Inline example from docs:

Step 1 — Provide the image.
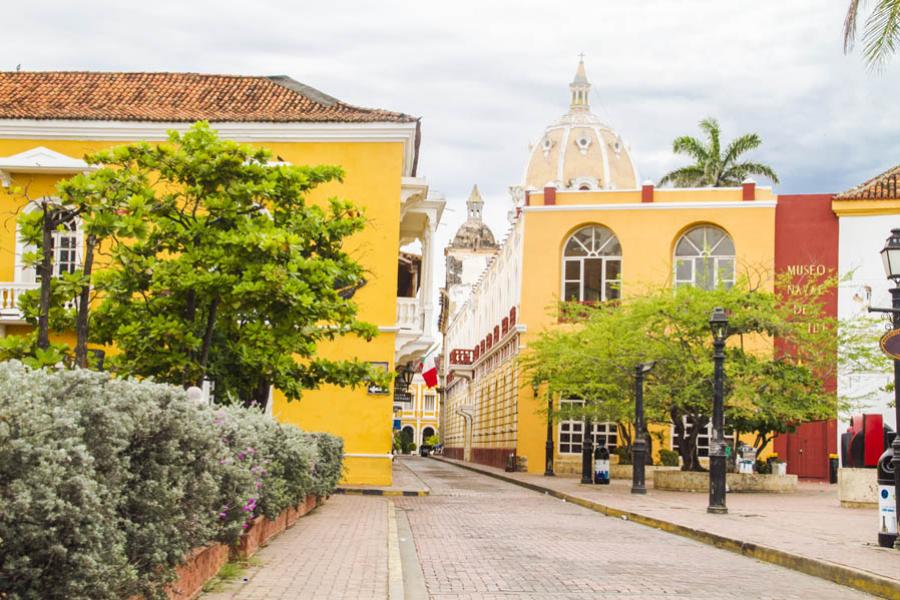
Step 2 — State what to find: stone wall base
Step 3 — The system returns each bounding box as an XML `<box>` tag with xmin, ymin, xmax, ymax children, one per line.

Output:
<box><xmin>653</xmin><ymin>470</ymin><xmax>798</xmax><ymax>493</ymax></box>
<box><xmin>837</xmin><ymin>468</ymin><xmax>878</xmax><ymax>509</ymax></box>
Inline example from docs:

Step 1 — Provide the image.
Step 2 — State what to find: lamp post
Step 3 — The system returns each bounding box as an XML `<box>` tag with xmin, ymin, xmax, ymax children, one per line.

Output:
<box><xmin>872</xmin><ymin>228</ymin><xmax>900</xmax><ymax>549</ymax></box>
<box><xmin>581</xmin><ymin>414</ymin><xmax>594</xmax><ymax>484</ymax></box>
<box><xmin>632</xmin><ymin>361</ymin><xmax>656</xmax><ymax>494</ymax></box>
<box><xmin>539</xmin><ymin>383</ymin><xmax>555</xmax><ymax>476</ymax></box>
<box><xmin>708</xmin><ymin>307</ymin><xmax>729</xmax><ymax>514</ymax></box>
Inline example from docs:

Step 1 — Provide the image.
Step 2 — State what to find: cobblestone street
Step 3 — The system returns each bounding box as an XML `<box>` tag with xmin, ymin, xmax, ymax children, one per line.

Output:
<box><xmin>394</xmin><ymin>458</ymin><xmax>875</xmax><ymax>600</ymax></box>
<box><xmin>207</xmin><ymin>457</ymin><xmax>881</xmax><ymax>599</ymax></box>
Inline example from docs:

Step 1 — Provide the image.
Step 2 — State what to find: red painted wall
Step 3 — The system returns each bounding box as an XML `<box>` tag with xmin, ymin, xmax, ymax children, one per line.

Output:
<box><xmin>772</xmin><ymin>195</ymin><xmax>839</xmax><ymax>478</ymax></box>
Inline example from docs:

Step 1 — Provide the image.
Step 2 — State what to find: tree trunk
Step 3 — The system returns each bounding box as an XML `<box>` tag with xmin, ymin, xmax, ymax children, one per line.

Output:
<box><xmin>245</xmin><ymin>377</ymin><xmax>270</xmax><ymax>410</ymax></box>
<box><xmin>36</xmin><ymin>205</ymin><xmax>56</xmax><ymax>350</ymax></box>
<box><xmin>198</xmin><ymin>297</ymin><xmax>219</xmax><ymax>376</ymax></box>
<box><xmin>74</xmin><ymin>234</ymin><xmax>96</xmax><ymax>368</ymax></box>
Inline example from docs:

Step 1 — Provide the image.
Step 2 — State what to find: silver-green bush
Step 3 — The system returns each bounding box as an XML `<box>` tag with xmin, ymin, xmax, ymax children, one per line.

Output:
<box><xmin>0</xmin><ymin>362</ymin><xmax>342</xmax><ymax>600</ymax></box>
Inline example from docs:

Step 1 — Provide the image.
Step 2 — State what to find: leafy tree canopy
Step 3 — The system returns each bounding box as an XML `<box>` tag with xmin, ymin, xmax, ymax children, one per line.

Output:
<box><xmin>4</xmin><ymin>122</ymin><xmax>388</xmax><ymax>406</ymax></box>
<box><xmin>521</xmin><ymin>273</ymin><xmax>884</xmax><ymax>470</ymax></box>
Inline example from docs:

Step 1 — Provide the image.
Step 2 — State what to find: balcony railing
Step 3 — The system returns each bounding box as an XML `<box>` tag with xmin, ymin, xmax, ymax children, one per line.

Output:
<box><xmin>449</xmin><ymin>348</ymin><xmax>474</xmax><ymax>365</ymax></box>
<box><xmin>0</xmin><ymin>282</ymin><xmax>77</xmax><ymax>319</ymax></box>
<box><xmin>397</xmin><ymin>296</ymin><xmax>423</xmax><ymax>331</ymax></box>
<box><xmin>0</xmin><ymin>283</ymin><xmax>37</xmax><ymax>317</ymax></box>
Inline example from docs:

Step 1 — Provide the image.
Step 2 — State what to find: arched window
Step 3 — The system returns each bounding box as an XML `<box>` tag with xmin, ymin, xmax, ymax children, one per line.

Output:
<box><xmin>674</xmin><ymin>226</ymin><xmax>735</xmax><ymax>290</ymax></box>
<box><xmin>562</xmin><ymin>225</ymin><xmax>621</xmax><ymax>302</ymax></box>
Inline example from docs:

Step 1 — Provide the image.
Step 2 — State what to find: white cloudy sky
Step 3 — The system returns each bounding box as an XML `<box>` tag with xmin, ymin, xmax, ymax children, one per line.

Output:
<box><xmin>6</xmin><ymin>0</ymin><xmax>899</xmax><ymax>260</ymax></box>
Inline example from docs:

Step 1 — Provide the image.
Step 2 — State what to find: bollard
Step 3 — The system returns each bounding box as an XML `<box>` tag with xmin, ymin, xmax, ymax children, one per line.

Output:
<box><xmin>505</xmin><ymin>453</ymin><xmax>516</xmax><ymax>473</ymax></box>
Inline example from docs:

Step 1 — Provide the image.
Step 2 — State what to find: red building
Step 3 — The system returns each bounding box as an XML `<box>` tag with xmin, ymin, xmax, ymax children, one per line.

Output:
<box><xmin>772</xmin><ymin>194</ymin><xmax>839</xmax><ymax>479</ymax></box>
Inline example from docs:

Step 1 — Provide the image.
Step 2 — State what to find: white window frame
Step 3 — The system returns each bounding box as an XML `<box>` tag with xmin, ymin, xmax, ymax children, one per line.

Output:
<box><xmin>673</xmin><ymin>226</ymin><xmax>735</xmax><ymax>290</ymax></box>
<box><xmin>15</xmin><ymin>199</ymin><xmax>83</xmax><ymax>283</ymax></box>
<box><xmin>670</xmin><ymin>418</ymin><xmax>734</xmax><ymax>458</ymax></box>
<box><xmin>561</xmin><ymin>225</ymin><xmax>622</xmax><ymax>303</ymax></box>
<box><xmin>423</xmin><ymin>393</ymin><xmax>436</xmax><ymax>413</ymax></box>
<box><xmin>557</xmin><ymin>398</ymin><xmax>618</xmax><ymax>454</ymax></box>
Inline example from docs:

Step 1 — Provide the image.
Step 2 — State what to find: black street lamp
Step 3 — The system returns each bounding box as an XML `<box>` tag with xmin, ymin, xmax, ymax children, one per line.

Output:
<box><xmin>874</xmin><ymin>228</ymin><xmax>900</xmax><ymax>549</ymax></box>
<box><xmin>581</xmin><ymin>413</ymin><xmax>594</xmax><ymax>484</ymax></box>
<box><xmin>396</xmin><ymin>362</ymin><xmax>415</xmax><ymax>392</ymax></box>
<box><xmin>539</xmin><ymin>383</ymin><xmax>555</xmax><ymax>476</ymax></box>
<box><xmin>632</xmin><ymin>361</ymin><xmax>656</xmax><ymax>494</ymax></box>
<box><xmin>708</xmin><ymin>307</ymin><xmax>729</xmax><ymax>514</ymax></box>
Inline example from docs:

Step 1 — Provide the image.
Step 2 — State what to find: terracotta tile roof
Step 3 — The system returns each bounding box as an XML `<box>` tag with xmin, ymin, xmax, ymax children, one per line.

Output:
<box><xmin>0</xmin><ymin>72</ymin><xmax>416</xmax><ymax>124</ymax></box>
<box><xmin>836</xmin><ymin>163</ymin><xmax>900</xmax><ymax>200</ymax></box>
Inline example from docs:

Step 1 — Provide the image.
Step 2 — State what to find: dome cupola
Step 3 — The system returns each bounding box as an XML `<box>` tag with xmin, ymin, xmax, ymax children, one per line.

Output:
<box><xmin>450</xmin><ymin>185</ymin><xmax>496</xmax><ymax>250</ymax></box>
<box><xmin>524</xmin><ymin>58</ymin><xmax>640</xmax><ymax>192</ymax></box>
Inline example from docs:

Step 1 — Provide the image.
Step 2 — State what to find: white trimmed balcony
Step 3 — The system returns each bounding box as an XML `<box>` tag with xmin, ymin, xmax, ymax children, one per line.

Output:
<box><xmin>0</xmin><ymin>282</ymin><xmax>36</xmax><ymax>322</ymax></box>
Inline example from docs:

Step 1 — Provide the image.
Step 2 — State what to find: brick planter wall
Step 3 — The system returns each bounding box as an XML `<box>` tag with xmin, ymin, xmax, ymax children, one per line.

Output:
<box><xmin>165</xmin><ymin>495</ymin><xmax>326</xmax><ymax>599</ymax></box>
<box><xmin>166</xmin><ymin>543</ymin><xmax>230</xmax><ymax>600</ymax></box>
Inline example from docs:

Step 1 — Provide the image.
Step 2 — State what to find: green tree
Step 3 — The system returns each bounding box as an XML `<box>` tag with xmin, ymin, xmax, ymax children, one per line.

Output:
<box><xmin>81</xmin><ymin>122</ymin><xmax>382</xmax><ymax>406</ymax></box>
<box><xmin>844</xmin><ymin>0</ymin><xmax>900</xmax><ymax>68</ymax></box>
<box><xmin>658</xmin><ymin>117</ymin><xmax>779</xmax><ymax>188</ymax></box>
<box><xmin>521</xmin><ymin>274</ymin><xmax>873</xmax><ymax>471</ymax></box>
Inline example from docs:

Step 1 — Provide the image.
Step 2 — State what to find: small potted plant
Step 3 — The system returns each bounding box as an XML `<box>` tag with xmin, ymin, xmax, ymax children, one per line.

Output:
<box><xmin>767</xmin><ymin>453</ymin><xmax>787</xmax><ymax>476</ymax></box>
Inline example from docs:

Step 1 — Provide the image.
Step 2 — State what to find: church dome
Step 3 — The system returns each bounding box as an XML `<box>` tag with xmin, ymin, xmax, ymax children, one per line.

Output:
<box><xmin>524</xmin><ymin>59</ymin><xmax>640</xmax><ymax>192</ymax></box>
<box><xmin>450</xmin><ymin>185</ymin><xmax>496</xmax><ymax>249</ymax></box>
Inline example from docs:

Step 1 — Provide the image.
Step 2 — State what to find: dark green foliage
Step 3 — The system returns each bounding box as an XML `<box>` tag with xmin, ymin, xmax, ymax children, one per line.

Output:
<box><xmin>0</xmin><ymin>362</ymin><xmax>343</xmax><ymax>600</ymax></box>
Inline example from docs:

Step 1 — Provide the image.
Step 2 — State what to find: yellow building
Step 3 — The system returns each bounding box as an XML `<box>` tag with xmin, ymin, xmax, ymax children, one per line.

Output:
<box><xmin>0</xmin><ymin>71</ymin><xmax>444</xmax><ymax>485</ymax></box>
<box><xmin>397</xmin><ymin>376</ymin><xmax>441</xmax><ymax>449</ymax></box>
<box><xmin>440</xmin><ymin>60</ymin><xmax>776</xmax><ymax>473</ymax></box>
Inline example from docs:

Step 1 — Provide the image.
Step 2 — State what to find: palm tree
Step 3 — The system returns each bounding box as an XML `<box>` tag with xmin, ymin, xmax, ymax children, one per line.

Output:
<box><xmin>658</xmin><ymin>117</ymin><xmax>779</xmax><ymax>188</ymax></box>
<box><xmin>844</xmin><ymin>0</ymin><xmax>900</xmax><ymax>68</ymax></box>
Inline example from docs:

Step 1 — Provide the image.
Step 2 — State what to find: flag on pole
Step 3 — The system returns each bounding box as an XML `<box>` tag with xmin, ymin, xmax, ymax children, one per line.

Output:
<box><xmin>421</xmin><ymin>351</ymin><xmax>438</xmax><ymax>388</ymax></box>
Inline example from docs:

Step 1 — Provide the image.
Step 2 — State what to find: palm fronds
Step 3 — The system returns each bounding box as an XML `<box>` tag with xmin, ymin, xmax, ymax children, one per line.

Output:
<box><xmin>658</xmin><ymin>117</ymin><xmax>778</xmax><ymax>188</ymax></box>
<box><xmin>844</xmin><ymin>0</ymin><xmax>900</xmax><ymax>68</ymax></box>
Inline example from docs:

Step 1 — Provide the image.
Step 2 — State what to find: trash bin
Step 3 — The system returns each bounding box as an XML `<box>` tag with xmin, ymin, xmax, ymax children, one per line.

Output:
<box><xmin>737</xmin><ymin>445</ymin><xmax>756</xmax><ymax>474</ymax></box>
<box><xmin>593</xmin><ymin>444</ymin><xmax>610</xmax><ymax>485</ymax></box>
<box><xmin>828</xmin><ymin>453</ymin><xmax>839</xmax><ymax>484</ymax></box>
<box><xmin>876</xmin><ymin>434</ymin><xmax>897</xmax><ymax>548</ymax></box>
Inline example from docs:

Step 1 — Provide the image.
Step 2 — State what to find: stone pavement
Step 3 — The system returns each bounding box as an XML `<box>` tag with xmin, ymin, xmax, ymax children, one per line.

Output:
<box><xmin>397</xmin><ymin>457</ymin><xmax>876</xmax><ymax>599</ymax></box>
<box><xmin>202</xmin><ymin>494</ymin><xmax>391</xmax><ymax>600</ymax></box>
<box><xmin>433</xmin><ymin>456</ymin><xmax>899</xmax><ymax>594</ymax></box>
<box><xmin>203</xmin><ymin>458</ymin><xmax>885</xmax><ymax>599</ymax></box>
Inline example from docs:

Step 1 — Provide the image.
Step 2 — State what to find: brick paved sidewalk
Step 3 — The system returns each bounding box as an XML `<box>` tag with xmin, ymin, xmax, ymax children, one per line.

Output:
<box><xmin>399</xmin><ymin>457</ymin><xmax>875</xmax><ymax>600</ymax></box>
<box><xmin>434</xmin><ymin>457</ymin><xmax>899</xmax><ymax>591</ymax></box>
<box><xmin>202</xmin><ymin>495</ymin><xmax>391</xmax><ymax>600</ymax></box>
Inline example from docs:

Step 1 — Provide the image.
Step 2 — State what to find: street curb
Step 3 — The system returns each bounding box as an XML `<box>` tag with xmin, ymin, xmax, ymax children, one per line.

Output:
<box><xmin>387</xmin><ymin>501</ymin><xmax>404</xmax><ymax>599</ymax></box>
<box><xmin>432</xmin><ymin>457</ymin><xmax>900</xmax><ymax>600</ymax></box>
<box><xmin>334</xmin><ymin>488</ymin><xmax>428</xmax><ymax>497</ymax></box>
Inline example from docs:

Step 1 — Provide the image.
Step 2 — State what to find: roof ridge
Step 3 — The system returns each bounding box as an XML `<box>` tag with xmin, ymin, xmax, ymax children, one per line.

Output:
<box><xmin>836</xmin><ymin>162</ymin><xmax>900</xmax><ymax>200</ymax></box>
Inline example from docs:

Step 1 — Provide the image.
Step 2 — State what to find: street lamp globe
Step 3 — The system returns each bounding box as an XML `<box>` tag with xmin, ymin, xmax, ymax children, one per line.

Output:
<box><xmin>709</xmin><ymin>307</ymin><xmax>729</xmax><ymax>342</ymax></box>
<box><xmin>880</xmin><ymin>228</ymin><xmax>900</xmax><ymax>285</ymax></box>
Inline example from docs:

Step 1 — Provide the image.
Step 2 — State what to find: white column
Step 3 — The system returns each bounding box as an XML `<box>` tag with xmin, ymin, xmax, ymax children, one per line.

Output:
<box><xmin>421</xmin><ymin>218</ymin><xmax>436</xmax><ymax>335</ymax></box>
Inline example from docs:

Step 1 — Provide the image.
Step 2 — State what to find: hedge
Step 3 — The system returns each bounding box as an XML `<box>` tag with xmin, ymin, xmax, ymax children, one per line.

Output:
<box><xmin>0</xmin><ymin>361</ymin><xmax>343</xmax><ymax>600</ymax></box>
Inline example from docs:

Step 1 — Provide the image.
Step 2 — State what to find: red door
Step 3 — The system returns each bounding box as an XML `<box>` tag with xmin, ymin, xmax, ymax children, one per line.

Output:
<box><xmin>776</xmin><ymin>420</ymin><xmax>831</xmax><ymax>480</ymax></box>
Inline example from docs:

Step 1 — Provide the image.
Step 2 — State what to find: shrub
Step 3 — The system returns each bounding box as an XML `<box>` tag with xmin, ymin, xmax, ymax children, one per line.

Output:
<box><xmin>0</xmin><ymin>362</ymin><xmax>343</xmax><ymax>600</ymax></box>
<box><xmin>614</xmin><ymin>446</ymin><xmax>632</xmax><ymax>465</ymax></box>
<box><xmin>658</xmin><ymin>449</ymin><xmax>680</xmax><ymax>467</ymax></box>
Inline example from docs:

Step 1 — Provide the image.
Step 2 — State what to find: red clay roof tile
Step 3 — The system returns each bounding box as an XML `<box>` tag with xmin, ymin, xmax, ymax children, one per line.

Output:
<box><xmin>0</xmin><ymin>72</ymin><xmax>416</xmax><ymax>124</ymax></box>
<box><xmin>836</xmin><ymin>163</ymin><xmax>900</xmax><ymax>200</ymax></box>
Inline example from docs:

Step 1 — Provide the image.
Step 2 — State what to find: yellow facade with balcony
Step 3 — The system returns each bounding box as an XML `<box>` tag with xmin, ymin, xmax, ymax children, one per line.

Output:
<box><xmin>0</xmin><ymin>71</ymin><xmax>443</xmax><ymax>486</ymax></box>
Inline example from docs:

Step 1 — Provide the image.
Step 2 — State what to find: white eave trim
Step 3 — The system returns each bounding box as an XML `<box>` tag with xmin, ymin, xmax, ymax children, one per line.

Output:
<box><xmin>0</xmin><ymin>119</ymin><xmax>419</xmax><ymax>176</ymax></box>
<box><xmin>524</xmin><ymin>201</ymin><xmax>777</xmax><ymax>212</ymax></box>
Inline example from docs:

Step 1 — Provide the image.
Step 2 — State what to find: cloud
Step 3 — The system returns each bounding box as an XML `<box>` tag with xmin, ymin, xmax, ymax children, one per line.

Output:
<box><xmin>4</xmin><ymin>0</ymin><xmax>899</xmax><ymax>321</ymax></box>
